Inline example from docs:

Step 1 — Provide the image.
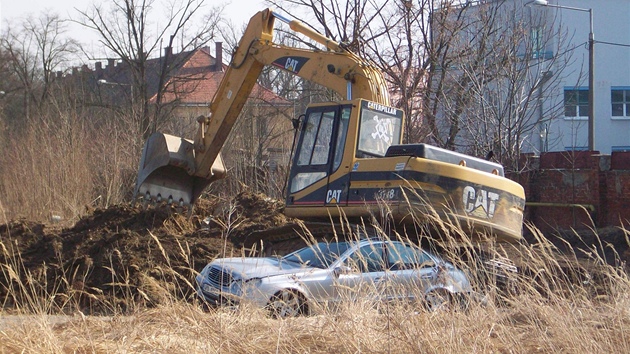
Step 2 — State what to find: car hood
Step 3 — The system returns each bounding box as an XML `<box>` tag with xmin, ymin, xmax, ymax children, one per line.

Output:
<box><xmin>210</xmin><ymin>257</ymin><xmax>317</xmax><ymax>280</ymax></box>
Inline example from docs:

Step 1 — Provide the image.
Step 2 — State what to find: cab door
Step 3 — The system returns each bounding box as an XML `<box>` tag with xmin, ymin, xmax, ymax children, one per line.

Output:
<box><xmin>286</xmin><ymin>104</ymin><xmax>351</xmax><ymax>207</ymax></box>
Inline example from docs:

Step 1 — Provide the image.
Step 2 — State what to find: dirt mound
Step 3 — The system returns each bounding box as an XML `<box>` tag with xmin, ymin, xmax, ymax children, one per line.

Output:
<box><xmin>0</xmin><ymin>191</ymin><xmax>292</xmax><ymax>314</ymax></box>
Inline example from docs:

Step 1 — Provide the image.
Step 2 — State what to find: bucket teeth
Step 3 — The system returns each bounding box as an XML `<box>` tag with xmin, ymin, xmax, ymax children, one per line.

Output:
<box><xmin>137</xmin><ymin>191</ymin><xmax>192</xmax><ymax>213</ymax></box>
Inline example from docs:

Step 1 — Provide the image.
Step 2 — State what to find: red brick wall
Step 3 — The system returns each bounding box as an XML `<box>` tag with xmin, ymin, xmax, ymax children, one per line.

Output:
<box><xmin>602</xmin><ymin>172</ymin><xmax>629</xmax><ymax>225</ymax></box>
<box><xmin>515</xmin><ymin>151</ymin><xmax>630</xmax><ymax>233</ymax></box>
<box><xmin>525</xmin><ymin>169</ymin><xmax>597</xmax><ymax>234</ymax></box>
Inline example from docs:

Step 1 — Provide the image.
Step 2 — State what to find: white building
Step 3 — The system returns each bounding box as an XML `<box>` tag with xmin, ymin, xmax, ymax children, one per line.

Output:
<box><xmin>527</xmin><ymin>0</ymin><xmax>630</xmax><ymax>153</ymax></box>
<box><xmin>430</xmin><ymin>0</ymin><xmax>630</xmax><ymax>155</ymax></box>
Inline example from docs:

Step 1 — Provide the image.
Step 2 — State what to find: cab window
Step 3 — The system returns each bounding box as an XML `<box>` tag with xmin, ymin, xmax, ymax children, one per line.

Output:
<box><xmin>297</xmin><ymin>111</ymin><xmax>335</xmax><ymax>166</ymax></box>
<box><xmin>332</xmin><ymin>107</ymin><xmax>350</xmax><ymax>171</ymax></box>
<box><xmin>357</xmin><ymin>104</ymin><xmax>402</xmax><ymax>157</ymax></box>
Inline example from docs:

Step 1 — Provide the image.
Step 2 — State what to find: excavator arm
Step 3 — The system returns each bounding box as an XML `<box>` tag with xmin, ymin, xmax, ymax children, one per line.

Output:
<box><xmin>135</xmin><ymin>8</ymin><xmax>390</xmax><ymax>205</ymax></box>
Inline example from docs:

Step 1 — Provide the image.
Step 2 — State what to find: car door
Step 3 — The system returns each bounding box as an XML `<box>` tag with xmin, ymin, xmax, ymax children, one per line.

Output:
<box><xmin>385</xmin><ymin>242</ymin><xmax>438</xmax><ymax>302</ymax></box>
<box><xmin>333</xmin><ymin>242</ymin><xmax>388</xmax><ymax>303</ymax></box>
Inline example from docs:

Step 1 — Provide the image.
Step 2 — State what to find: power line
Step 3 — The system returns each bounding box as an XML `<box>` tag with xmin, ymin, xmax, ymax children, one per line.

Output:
<box><xmin>596</xmin><ymin>40</ymin><xmax>630</xmax><ymax>48</ymax></box>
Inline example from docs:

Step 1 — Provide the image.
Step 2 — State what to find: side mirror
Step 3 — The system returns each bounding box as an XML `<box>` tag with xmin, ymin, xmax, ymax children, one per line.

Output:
<box><xmin>333</xmin><ymin>265</ymin><xmax>353</xmax><ymax>277</ymax></box>
<box><xmin>292</xmin><ymin>114</ymin><xmax>305</xmax><ymax>130</ymax></box>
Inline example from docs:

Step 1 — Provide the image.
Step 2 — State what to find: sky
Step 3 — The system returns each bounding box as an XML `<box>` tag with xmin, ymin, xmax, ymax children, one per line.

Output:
<box><xmin>0</xmin><ymin>0</ymin><xmax>267</xmax><ymax>59</ymax></box>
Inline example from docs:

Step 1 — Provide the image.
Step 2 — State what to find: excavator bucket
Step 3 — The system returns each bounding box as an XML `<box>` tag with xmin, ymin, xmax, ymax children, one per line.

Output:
<box><xmin>134</xmin><ymin>133</ymin><xmax>226</xmax><ymax>206</ymax></box>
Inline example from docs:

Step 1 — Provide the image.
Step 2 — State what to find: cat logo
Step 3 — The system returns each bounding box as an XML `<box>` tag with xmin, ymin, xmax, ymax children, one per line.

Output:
<box><xmin>326</xmin><ymin>189</ymin><xmax>342</xmax><ymax>204</ymax></box>
<box><xmin>463</xmin><ymin>186</ymin><xmax>499</xmax><ymax>219</ymax></box>
<box><xmin>285</xmin><ymin>58</ymin><xmax>300</xmax><ymax>73</ymax></box>
<box><xmin>272</xmin><ymin>56</ymin><xmax>308</xmax><ymax>74</ymax></box>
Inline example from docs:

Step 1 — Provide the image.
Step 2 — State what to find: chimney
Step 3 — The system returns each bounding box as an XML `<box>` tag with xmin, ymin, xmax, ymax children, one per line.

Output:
<box><xmin>165</xmin><ymin>35</ymin><xmax>175</xmax><ymax>59</ymax></box>
<box><xmin>215</xmin><ymin>42</ymin><xmax>223</xmax><ymax>71</ymax></box>
<box><xmin>164</xmin><ymin>46</ymin><xmax>173</xmax><ymax>58</ymax></box>
<box><xmin>107</xmin><ymin>59</ymin><xmax>115</xmax><ymax>73</ymax></box>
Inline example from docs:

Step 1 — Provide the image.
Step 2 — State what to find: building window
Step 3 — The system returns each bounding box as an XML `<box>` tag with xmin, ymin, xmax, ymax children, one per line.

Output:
<box><xmin>531</xmin><ymin>27</ymin><xmax>543</xmax><ymax>58</ymax></box>
<box><xmin>611</xmin><ymin>88</ymin><xmax>630</xmax><ymax>117</ymax></box>
<box><xmin>526</xmin><ymin>26</ymin><xmax>553</xmax><ymax>59</ymax></box>
<box><xmin>564</xmin><ymin>88</ymin><xmax>589</xmax><ymax>119</ymax></box>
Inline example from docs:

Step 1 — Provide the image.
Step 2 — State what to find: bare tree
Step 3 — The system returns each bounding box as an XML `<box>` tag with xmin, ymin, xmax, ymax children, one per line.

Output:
<box><xmin>77</xmin><ymin>0</ymin><xmax>222</xmax><ymax>140</ymax></box>
<box><xmin>26</xmin><ymin>14</ymin><xmax>79</xmax><ymax>103</ymax></box>
<box><xmin>0</xmin><ymin>13</ymin><xmax>78</xmax><ymax>123</ymax></box>
<box><xmin>426</xmin><ymin>0</ymin><xmax>573</xmax><ymax>170</ymax></box>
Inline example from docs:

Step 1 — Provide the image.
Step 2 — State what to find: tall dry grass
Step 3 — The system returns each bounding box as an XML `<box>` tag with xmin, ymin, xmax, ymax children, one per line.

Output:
<box><xmin>0</xmin><ymin>95</ymin><xmax>141</xmax><ymax>224</ymax></box>
<box><xmin>1</xmin><ymin>209</ymin><xmax>629</xmax><ymax>353</ymax></box>
<box><xmin>1</xmin><ymin>272</ymin><xmax>628</xmax><ymax>353</ymax></box>
<box><xmin>0</xmin><ymin>112</ymin><xmax>94</xmax><ymax>222</ymax></box>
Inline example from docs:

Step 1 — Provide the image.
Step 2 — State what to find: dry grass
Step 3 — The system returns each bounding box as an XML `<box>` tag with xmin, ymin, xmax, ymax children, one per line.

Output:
<box><xmin>0</xmin><ymin>104</ymin><xmax>140</xmax><ymax>224</ymax></box>
<box><xmin>1</xmin><ymin>289</ymin><xmax>629</xmax><ymax>353</ymax></box>
<box><xmin>1</xmin><ymin>219</ymin><xmax>630</xmax><ymax>353</ymax></box>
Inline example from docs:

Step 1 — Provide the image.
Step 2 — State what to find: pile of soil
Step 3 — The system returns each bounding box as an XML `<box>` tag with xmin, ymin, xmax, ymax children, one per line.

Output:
<box><xmin>0</xmin><ymin>191</ymin><xmax>292</xmax><ymax>313</ymax></box>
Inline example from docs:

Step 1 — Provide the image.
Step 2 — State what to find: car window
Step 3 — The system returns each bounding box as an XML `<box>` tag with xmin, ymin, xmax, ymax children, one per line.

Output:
<box><xmin>386</xmin><ymin>242</ymin><xmax>435</xmax><ymax>270</ymax></box>
<box><xmin>345</xmin><ymin>243</ymin><xmax>385</xmax><ymax>273</ymax></box>
<box><xmin>283</xmin><ymin>242</ymin><xmax>351</xmax><ymax>269</ymax></box>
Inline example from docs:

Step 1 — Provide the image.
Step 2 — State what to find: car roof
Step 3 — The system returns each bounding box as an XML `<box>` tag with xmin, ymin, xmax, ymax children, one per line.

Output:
<box><xmin>340</xmin><ymin>238</ymin><xmax>418</xmax><ymax>249</ymax></box>
<box><xmin>312</xmin><ymin>238</ymin><xmax>428</xmax><ymax>252</ymax></box>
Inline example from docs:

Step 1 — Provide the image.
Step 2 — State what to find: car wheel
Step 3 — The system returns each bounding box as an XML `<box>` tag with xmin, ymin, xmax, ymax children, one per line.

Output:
<box><xmin>424</xmin><ymin>290</ymin><xmax>453</xmax><ymax>312</ymax></box>
<box><xmin>268</xmin><ymin>289</ymin><xmax>307</xmax><ymax>318</ymax></box>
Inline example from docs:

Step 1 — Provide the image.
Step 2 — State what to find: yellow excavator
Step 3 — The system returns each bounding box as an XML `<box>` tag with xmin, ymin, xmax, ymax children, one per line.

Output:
<box><xmin>135</xmin><ymin>9</ymin><xmax>525</xmax><ymax>249</ymax></box>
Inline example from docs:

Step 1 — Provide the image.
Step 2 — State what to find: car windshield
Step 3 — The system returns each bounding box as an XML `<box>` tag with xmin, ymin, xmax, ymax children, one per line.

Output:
<box><xmin>282</xmin><ymin>242</ymin><xmax>352</xmax><ymax>269</ymax></box>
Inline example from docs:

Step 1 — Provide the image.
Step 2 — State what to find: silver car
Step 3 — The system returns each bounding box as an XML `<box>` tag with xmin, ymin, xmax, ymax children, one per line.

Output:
<box><xmin>195</xmin><ymin>239</ymin><xmax>473</xmax><ymax>317</ymax></box>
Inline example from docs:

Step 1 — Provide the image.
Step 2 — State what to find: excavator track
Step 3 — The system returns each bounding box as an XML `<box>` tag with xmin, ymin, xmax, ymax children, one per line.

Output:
<box><xmin>242</xmin><ymin>221</ymin><xmax>375</xmax><ymax>257</ymax></box>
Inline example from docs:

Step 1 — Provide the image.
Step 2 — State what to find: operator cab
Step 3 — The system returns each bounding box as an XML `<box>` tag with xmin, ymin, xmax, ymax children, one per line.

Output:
<box><xmin>285</xmin><ymin>99</ymin><xmax>403</xmax><ymax>208</ymax></box>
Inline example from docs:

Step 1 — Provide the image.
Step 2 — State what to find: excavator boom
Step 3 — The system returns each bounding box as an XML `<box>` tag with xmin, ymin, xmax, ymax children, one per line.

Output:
<box><xmin>135</xmin><ymin>9</ymin><xmax>389</xmax><ymax>204</ymax></box>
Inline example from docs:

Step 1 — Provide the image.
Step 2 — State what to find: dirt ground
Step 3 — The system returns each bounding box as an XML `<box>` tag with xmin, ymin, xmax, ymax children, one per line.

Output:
<box><xmin>0</xmin><ymin>191</ymin><xmax>293</xmax><ymax>313</ymax></box>
<box><xmin>1</xmin><ymin>190</ymin><xmax>629</xmax><ymax>314</ymax></box>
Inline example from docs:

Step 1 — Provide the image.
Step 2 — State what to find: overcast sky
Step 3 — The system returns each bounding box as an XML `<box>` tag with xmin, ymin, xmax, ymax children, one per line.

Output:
<box><xmin>0</xmin><ymin>0</ymin><xmax>265</xmax><ymax>26</ymax></box>
<box><xmin>0</xmin><ymin>0</ymin><xmax>266</xmax><ymax>59</ymax></box>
